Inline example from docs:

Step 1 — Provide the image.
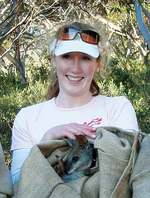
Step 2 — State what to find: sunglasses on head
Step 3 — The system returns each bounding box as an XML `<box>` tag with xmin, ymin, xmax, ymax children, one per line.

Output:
<box><xmin>57</xmin><ymin>26</ymin><xmax>100</xmax><ymax>45</ymax></box>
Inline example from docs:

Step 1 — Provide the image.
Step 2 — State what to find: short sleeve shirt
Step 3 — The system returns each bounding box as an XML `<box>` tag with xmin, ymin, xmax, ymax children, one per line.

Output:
<box><xmin>11</xmin><ymin>95</ymin><xmax>139</xmax><ymax>150</ymax></box>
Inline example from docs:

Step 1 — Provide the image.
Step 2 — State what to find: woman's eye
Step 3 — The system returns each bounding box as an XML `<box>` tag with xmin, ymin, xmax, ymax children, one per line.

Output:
<box><xmin>61</xmin><ymin>54</ymin><xmax>71</xmax><ymax>59</ymax></box>
<box><xmin>82</xmin><ymin>55</ymin><xmax>92</xmax><ymax>61</ymax></box>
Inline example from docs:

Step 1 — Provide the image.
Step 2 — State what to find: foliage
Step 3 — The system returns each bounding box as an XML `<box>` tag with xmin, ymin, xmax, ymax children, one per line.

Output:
<box><xmin>100</xmin><ymin>57</ymin><xmax>150</xmax><ymax>133</ymax></box>
<box><xmin>0</xmin><ymin>66</ymin><xmax>50</xmax><ymax>156</ymax></box>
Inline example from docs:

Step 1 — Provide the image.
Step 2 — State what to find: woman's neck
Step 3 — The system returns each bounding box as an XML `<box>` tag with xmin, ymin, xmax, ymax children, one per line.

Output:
<box><xmin>55</xmin><ymin>92</ymin><xmax>93</xmax><ymax>108</ymax></box>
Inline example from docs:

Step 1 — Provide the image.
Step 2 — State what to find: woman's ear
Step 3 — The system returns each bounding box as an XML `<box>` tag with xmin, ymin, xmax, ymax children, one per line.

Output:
<box><xmin>52</xmin><ymin>55</ymin><xmax>56</xmax><ymax>66</ymax></box>
<box><xmin>96</xmin><ymin>59</ymin><xmax>102</xmax><ymax>73</ymax></box>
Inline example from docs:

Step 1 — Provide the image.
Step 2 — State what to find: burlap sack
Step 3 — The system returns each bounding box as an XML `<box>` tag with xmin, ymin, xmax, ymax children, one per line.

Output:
<box><xmin>81</xmin><ymin>171</ymin><xmax>99</xmax><ymax>198</ymax></box>
<box><xmin>94</xmin><ymin>127</ymin><xmax>139</xmax><ymax>198</ymax></box>
<box><xmin>13</xmin><ymin>141</ymin><xmax>81</xmax><ymax>198</ymax></box>
<box><xmin>13</xmin><ymin>127</ymin><xmax>139</xmax><ymax>198</ymax></box>
<box><xmin>0</xmin><ymin>143</ymin><xmax>13</xmax><ymax>198</ymax></box>
<box><xmin>130</xmin><ymin>134</ymin><xmax>150</xmax><ymax>198</ymax></box>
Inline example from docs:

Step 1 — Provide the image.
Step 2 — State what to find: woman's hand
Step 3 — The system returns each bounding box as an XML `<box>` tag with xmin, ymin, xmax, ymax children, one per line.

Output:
<box><xmin>40</xmin><ymin>123</ymin><xmax>96</xmax><ymax>142</ymax></box>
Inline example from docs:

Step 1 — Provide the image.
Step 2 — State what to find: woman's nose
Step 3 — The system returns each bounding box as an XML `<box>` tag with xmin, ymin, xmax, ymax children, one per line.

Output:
<box><xmin>71</xmin><ymin>57</ymin><xmax>82</xmax><ymax>72</ymax></box>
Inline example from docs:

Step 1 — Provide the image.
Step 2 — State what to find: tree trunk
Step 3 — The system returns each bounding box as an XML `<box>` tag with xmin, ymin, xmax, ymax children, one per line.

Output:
<box><xmin>13</xmin><ymin>0</ymin><xmax>26</xmax><ymax>84</ymax></box>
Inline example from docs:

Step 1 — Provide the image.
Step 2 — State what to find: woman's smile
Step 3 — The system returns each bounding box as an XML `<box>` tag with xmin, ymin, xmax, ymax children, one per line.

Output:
<box><xmin>65</xmin><ymin>74</ymin><xmax>85</xmax><ymax>83</ymax></box>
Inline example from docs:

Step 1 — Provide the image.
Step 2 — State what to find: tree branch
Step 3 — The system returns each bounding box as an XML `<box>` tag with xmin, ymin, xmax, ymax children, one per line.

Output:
<box><xmin>0</xmin><ymin>9</ymin><xmax>32</xmax><ymax>42</ymax></box>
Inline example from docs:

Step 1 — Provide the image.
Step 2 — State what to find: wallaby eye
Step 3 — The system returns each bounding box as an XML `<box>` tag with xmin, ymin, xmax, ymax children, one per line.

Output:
<box><xmin>72</xmin><ymin>156</ymin><xmax>79</xmax><ymax>163</ymax></box>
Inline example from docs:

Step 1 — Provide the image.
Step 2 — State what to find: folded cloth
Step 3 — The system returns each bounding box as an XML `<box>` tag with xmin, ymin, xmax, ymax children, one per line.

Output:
<box><xmin>0</xmin><ymin>143</ymin><xmax>13</xmax><ymax>198</ymax></box>
<box><xmin>94</xmin><ymin>127</ymin><xmax>139</xmax><ymax>198</ymax></box>
<box><xmin>13</xmin><ymin>142</ymin><xmax>81</xmax><ymax>198</ymax></box>
<box><xmin>81</xmin><ymin>171</ymin><xmax>99</xmax><ymax>198</ymax></box>
<box><xmin>130</xmin><ymin>134</ymin><xmax>150</xmax><ymax>198</ymax></box>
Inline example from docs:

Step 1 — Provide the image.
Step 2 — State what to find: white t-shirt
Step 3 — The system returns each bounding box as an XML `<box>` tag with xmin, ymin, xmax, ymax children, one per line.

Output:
<box><xmin>11</xmin><ymin>95</ymin><xmax>139</xmax><ymax>151</ymax></box>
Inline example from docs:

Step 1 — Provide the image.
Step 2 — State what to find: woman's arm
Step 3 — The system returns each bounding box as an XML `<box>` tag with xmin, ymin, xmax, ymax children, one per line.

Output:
<box><xmin>11</xmin><ymin>148</ymin><xmax>31</xmax><ymax>184</ymax></box>
<box><xmin>11</xmin><ymin>108</ymin><xmax>34</xmax><ymax>184</ymax></box>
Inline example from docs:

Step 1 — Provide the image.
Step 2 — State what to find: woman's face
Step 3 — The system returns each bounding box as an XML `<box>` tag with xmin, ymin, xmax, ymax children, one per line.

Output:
<box><xmin>54</xmin><ymin>52</ymin><xmax>99</xmax><ymax>98</ymax></box>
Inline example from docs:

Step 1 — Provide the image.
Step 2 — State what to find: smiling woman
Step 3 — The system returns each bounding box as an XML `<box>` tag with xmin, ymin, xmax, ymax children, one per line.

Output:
<box><xmin>48</xmin><ymin>22</ymin><xmax>102</xmax><ymax>101</ymax></box>
<box><xmin>10</xmin><ymin>21</ymin><xmax>139</xmax><ymax>185</ymax></box>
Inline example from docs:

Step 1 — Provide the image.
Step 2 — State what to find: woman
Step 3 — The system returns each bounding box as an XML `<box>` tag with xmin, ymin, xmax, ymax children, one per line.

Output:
<box><xmin>10</xmin><ymin>21</ymin><xmax>139</xmax><ymax>184</ymax></box>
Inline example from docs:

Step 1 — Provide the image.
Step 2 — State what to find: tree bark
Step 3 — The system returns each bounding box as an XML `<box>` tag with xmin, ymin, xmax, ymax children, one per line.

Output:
<box><xmin>13</xmin><ymin>0</ymin><xmax>26</xmax><ymax>84</ymax></box>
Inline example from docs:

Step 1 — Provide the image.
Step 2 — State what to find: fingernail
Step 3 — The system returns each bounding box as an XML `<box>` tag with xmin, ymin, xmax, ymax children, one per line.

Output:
<box><xmin>92</xmin><ymin>127</ymin><xmax>96</xmax><ymax>131</ymax></box>
<box><xmin>91</xmin><ymin>134</ymin><xmax>96</xmax><ymax>138</ymax></box>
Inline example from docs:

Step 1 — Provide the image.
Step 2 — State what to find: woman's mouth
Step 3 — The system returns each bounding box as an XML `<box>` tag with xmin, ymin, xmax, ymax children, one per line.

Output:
<box><xmin>65</xmin><ymin>75</ymin><xmax>84</xmax><ymax>82</ymax></box>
